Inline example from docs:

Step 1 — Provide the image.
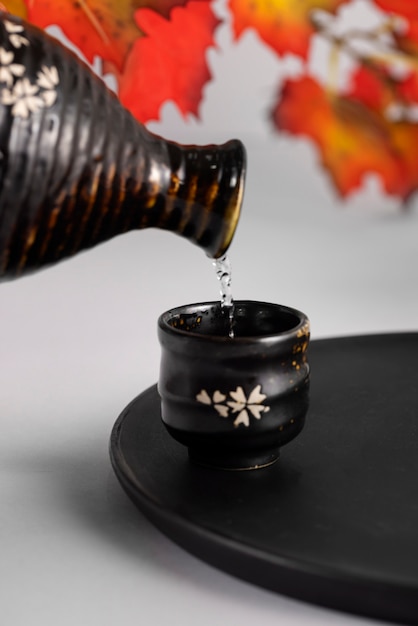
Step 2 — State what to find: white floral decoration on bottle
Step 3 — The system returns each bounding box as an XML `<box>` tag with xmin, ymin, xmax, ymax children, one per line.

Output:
<box><xmin>196</xmin><ymin>384</ymin><xmax>270</xmax><ymax>428</ymax></box>
<box><xmin>0</xmin><ymin>47</ymin><xmax>24</xmax><ymax>85</ymax></box>
<box><xmin>36</xmin><ymin>65</ymin><xmax>59</xmax><ymax>106</ymax></box>
<box><xmin>1</xmin><ymin>76</ymin><xmax>44</xmax><ymax>118</ymax></box>
<box><xmin>0</xmin><ymin>18</ymin><xmax>59</xmax><ymax>118</ymax></box>
<box><xmin>4</xmin><ymin>20</ymin><xmax>29</xmax><ymax>48</ymax></box>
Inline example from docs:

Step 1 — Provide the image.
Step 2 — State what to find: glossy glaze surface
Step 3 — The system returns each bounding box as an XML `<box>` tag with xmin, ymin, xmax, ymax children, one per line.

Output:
<box><xmin>0</xmin><ymin>12</ymin><xmax>245</xmax><ymax>278</ymax></box>
<box><xmin>158</xmin><ymin>301</ymin><xmax>310</xmax><ymax>469</ymax></box>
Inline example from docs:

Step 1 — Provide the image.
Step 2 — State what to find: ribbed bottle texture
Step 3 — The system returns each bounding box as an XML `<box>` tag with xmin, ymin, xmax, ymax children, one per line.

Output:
<box><xmin>0</xmin><ymin>13</ymin><xmax>245</xmax><ymax>279</ymax></box>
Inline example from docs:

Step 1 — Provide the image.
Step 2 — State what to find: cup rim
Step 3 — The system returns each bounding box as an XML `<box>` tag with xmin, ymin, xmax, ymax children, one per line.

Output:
<box><xmin>158</xmin><ymin>300</ymin><xmax>309</xmax><ymax>344</ymax></box>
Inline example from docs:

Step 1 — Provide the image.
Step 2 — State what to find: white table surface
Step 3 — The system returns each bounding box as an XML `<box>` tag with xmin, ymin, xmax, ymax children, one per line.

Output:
<box><xmin>1</xmin><ymin>128</ymin><xmax>416</xmax><ymax>626</ymax></box>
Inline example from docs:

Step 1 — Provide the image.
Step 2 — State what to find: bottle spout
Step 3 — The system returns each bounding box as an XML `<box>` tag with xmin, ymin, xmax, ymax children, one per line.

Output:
<box><xmin>162</xmin><ymin>138</ymin><xmax>246</xmax><ymax>259</ymax></box>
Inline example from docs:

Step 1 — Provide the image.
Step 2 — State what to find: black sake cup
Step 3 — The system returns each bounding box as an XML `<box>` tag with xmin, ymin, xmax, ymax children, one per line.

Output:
<box><xmin>158</xmin><ymin>301</ymin><xmax>310</xmax><ymax>470</ymax></box>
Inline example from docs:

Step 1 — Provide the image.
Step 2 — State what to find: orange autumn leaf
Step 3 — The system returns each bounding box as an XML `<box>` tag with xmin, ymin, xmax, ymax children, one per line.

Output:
<box><xmin>22</xmin><ymin>0</ymin><xmax>189</xmax><ymax>71</ymax></box>
<box><xmin>272</xmin><ymin>75</ymin><xmax>418</xmax><ymax>200</ymax></box>
<box><xmin>1</xmin><ymin>0</ymin><xmax>26</xmax><ymax>17</ymax></box>
<box><xmin>229</xmin><ymin>0</ymin><xmax>350</xmax><ymax>60</ymax></box>
<box><xmin>118</xmin><ymin>1</ymin><xmax>220</xmax><ymax>122</ymax></box>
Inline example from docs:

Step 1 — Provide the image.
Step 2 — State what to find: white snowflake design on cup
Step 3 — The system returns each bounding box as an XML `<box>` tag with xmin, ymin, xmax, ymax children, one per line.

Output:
<box><xmin>196</xmin><ymin>384</ymin><xmax>270</xmax><ymax>428</ymax></box>
<box><xmin>0</xmin><ymin>18</ymin><xmax>59</xmax><ymax>118</ymax></box>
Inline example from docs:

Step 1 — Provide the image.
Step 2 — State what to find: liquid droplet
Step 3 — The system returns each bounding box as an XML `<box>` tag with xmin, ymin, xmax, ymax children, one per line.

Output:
<box><xmin>213</xmin><ymin>253</ymin><xmax>234</xmax><ymax>338</ymax></box>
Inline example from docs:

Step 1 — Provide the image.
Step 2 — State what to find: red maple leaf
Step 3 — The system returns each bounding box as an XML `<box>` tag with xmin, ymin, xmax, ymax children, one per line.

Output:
<box><xmin>23</xmin><ymin>0</ymin><xmax>141</xmax><ymax>71</ymax></box>
<box><xmin>118</xmin><ymin>1</ymin><xmax>220</xmax><ymax>122</ymax></box>
<box><xmin>19</xmin><ymin>0</ymin><xmax>190</xmax><ymax>71</ymax></box>
<box><xmin>6</xmin><ymin>0</ymin><xmax>218</xmax><ymax>122</ymax></box>
<box><xmin>272</xmin><ymin>74</ymin><xmax>418</xmax><ymax>201</ymax></box>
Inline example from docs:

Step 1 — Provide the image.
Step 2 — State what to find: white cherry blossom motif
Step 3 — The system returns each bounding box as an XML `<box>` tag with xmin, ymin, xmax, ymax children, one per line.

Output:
<box><xmin>227</xmin><ymin>385</ymin><xmax>270</xmax><ymax>427</ymax></box>
<box><xmin>0</xmin><ymin>47</ymin><xmax>24</xmax><ymax>86</ymax></box>
<box><xmin>37</xmin><ymin>65</ymin><xmax>59</xmax><ymax>89</ymax></box>
<box><xmin>196</xmin><ymin>389</ymin><xmax>211</xmax><ymax>405</ymax></box>
<box><xmin>0</xmin><ymin>19</ymin><xmax>60</xmax><ymax>118</ymax></box>
<box><xmin>4</xmin><ymin>20</ymin><xmax>29</xmax><ymax>48</ymax></box>
<box><xmin>37</xmin><ymin>65</ymin><xmax>59</xmax><ymax>106</ymax></box>
<box><xmin>196</xmin><ymin>389</ymin><xmax>228</xmax><ymax>417</ymax></box>
<box><xmin>1</xmin><ymin>78</ymin><xmax>44</xmax><ymax>118</ymax></box>
<box><xmin>196</xmin><ymin>384</ymin><xmax>270</xmax><ymax>428</ymax></box>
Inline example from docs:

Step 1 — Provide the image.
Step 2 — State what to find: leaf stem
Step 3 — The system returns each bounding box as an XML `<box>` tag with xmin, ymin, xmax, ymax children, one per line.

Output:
<box><xmin>77</xmin><ymin>0</ymin><xmax>110</xmax><ymax>46</ymax></box>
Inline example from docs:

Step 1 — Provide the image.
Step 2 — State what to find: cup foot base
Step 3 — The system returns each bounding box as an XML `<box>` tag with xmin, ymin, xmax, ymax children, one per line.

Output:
<box><xmin>188</xmin><ymin>447</ymin><xmax>280</xmax><ymax>471</ymax></box>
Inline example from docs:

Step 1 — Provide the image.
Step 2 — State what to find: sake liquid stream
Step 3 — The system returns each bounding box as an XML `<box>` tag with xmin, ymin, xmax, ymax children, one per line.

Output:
<box><xmin>213</xmin><ymin>253</ymin><xmax>235</xmax><ymax>338</ymax></box>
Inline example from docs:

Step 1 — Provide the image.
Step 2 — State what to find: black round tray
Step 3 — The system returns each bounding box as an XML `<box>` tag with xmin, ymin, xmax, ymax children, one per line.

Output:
<box><xmin>110</xmin><ymin>334</ymin><xmax>418</xmax><ymax>625</ymax></box>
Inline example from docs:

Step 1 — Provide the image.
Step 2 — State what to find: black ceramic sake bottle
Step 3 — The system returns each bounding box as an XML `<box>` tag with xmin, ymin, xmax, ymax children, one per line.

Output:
<box><xmin>0</xmin><ymin>12</ymin><xmax>246</xmax><ymax>279</ymax></box>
